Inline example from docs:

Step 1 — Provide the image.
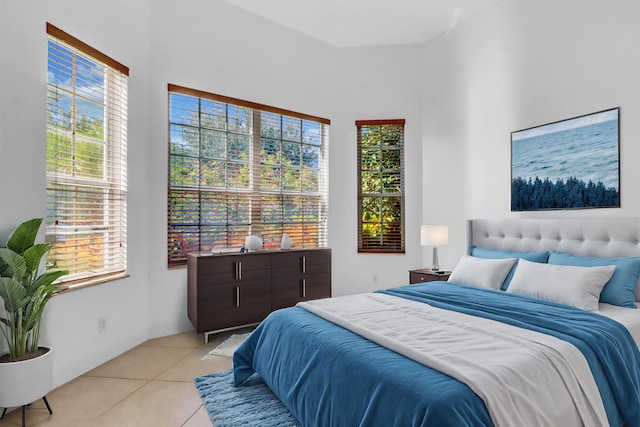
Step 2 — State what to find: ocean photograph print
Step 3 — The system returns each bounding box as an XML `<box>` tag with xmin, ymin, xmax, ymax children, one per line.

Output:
<box><xmin>511</xmin><ymin>107</ymin><xmax>620</xmax><ymax>211</ymax></box>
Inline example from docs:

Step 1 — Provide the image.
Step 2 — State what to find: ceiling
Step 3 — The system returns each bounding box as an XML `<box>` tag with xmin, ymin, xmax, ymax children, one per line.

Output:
<box><xmin>222</xmin><ymin>0</ymin><xmax>503</xmax><ymax>47</ymax></box>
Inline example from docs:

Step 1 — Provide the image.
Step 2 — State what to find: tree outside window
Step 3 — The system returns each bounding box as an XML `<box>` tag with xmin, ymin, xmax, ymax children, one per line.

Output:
<box><xmin>168</xmin><ymin>85</ymin><xmax>329</xmax><ymax>265</ymax></box>
<box><xmin>46</xmin><ymin>23</ymin><xmax>128</xmax><ymax>288</ymax></box>
<box><xmin>357</xmin><ymin>120</ymin><xmax>405</xmax><ymax>253</ymax></box>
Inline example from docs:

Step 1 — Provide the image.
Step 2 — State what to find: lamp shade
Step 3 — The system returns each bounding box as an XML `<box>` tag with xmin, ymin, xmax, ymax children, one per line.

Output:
<box><xmin>421</xmin><ymin>225</ymin><xmax>448</xmax><ymax>246</ymax></box>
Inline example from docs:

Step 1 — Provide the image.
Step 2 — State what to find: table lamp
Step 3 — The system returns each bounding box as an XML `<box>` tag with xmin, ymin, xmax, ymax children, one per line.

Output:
<box><xmin>421</xmin><ymin>225</ymin><xmax>448</xmax><ymax>271</ymax></box>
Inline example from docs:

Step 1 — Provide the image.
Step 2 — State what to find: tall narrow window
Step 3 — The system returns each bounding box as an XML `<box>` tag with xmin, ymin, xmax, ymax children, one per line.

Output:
<box><xmin>357</xmin><ymin>119</ymin><xmax>405</xmax><ymax>253</ymax></box>
<box><xmin>168</xmin><ymin>85</ymin><xmax>329</xmax><ymax>265</ymax></box>
<box><xmin>46</xmin><ymin>23</ymin><xmax>128</xmax><ymax>288</ymax></box>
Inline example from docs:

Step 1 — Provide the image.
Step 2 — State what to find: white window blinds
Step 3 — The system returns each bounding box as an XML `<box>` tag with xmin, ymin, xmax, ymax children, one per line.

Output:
<box><xmin>46</xmin><ymin>23</ymin><xmax>128</xmax><ymax>287</ymax></box>
<box><xmin>357</xmin><ymin>119</ymin><xmax>405</xmax><ymax>253</ymax></box>
<box><xmin>168</xmin><ymin>85</ymin><xmax>329</xmax><ymax>265</ymax></box>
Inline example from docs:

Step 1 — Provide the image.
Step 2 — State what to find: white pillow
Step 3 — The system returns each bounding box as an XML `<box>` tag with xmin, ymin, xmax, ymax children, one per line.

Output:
<box><xmin>506</xmin><ymin>259</ymin><xmax>615</xmax><ymax>311</ymax></box>
<box><xmin>447</xmin><ymin>255</ymin><xmax>516</xmax><ymax>290</ymax></box>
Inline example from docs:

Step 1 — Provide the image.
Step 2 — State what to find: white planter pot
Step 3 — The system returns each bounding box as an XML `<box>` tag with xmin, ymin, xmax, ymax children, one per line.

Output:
<box><xmin>0</xmin><ymin>347</ymin><xmax>53</xmax><ymax>408</ymax></box>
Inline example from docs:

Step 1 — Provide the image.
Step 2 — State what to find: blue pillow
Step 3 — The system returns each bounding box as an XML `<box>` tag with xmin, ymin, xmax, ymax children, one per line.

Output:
<box><xmin>547</xmin><ymin>251</ymin><xmax>640</xmax><ymax>309</ymax></box>
<box><xmin>469</xmin><ymin>246</ymin><xmax>550</xmax><ymax>290</ymax></box>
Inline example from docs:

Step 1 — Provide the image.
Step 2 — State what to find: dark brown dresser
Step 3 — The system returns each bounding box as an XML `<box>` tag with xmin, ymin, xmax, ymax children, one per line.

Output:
<box><xmin>188</xmin><ymin>248</ymin><xmax>331</xmax><ymax>341</ymax></box>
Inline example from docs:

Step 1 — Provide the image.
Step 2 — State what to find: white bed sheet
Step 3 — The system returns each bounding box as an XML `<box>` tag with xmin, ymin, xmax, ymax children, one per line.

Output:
<box><xmin>598</xmin><ymin>303</ymin><xmax>640</xmax><ymax>348</ymax></box>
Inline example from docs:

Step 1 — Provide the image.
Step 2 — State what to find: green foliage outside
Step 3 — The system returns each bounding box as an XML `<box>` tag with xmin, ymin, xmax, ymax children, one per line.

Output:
<box><xmin>168</xmin><ymin>94</ymin><xmax>325</xmax><ymax>262</ymax></box>
<box><xmin>360</xmin><ymin>124</ymin><xmax>403</xmax><ymax>251</ymax></box>
<box><xmin>47</xmin><ymin>83</ymin><xmax>109</xmax><ymax>276</ymax></box>
<box><xmin>47</xmin><ymin>86</ymin><xmax>106</xmax><ymax>180</ymax></box>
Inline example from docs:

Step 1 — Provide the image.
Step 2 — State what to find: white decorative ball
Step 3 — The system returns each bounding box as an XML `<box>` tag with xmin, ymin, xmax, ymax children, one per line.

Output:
<box><xmin>245</xmin><ymin>235</ymin><xmax>263</xmax><ymax>251</ymax></box>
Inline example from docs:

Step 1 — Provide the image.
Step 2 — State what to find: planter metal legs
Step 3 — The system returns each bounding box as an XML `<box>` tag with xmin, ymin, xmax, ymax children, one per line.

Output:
<box><xmin>0</xmin><ymin>396</ymin><xmax>52</xmax><ymax>427</ymax></box>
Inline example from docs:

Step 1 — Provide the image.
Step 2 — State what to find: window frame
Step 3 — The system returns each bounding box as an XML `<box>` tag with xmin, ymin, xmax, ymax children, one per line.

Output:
<box><xmin>167</xmin><ymin>84</ymin><xmax>330</xmax><ymax>266</ymax></box>
<box><xmin>46</xmin><ymin>23</ymin><xmax>128</xmax><ymax>289</ymax></box>
<box><xmin>356</xmin><ymin>119</ymin><xmax>405</xmax><ymax>253</ymax></box>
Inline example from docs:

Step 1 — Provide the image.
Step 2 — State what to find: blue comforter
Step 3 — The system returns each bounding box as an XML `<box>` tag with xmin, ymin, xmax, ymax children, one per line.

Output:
<box><xmin>233</xmin><ymin>283</ymin><xmax>640</xmax><ymax>427</ymax></box>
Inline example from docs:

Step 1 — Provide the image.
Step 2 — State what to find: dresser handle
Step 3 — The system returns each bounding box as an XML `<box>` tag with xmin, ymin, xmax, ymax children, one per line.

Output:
<box><xmin>234</xmin><ymin>261</ymin><xmax>242</xmax><ymax>280</ymax></box>
<box><xmin>301</xmin><ymin>256</ymin><xmax>306</xmax><ymax>273</ymax></box>
<box><xmin>235</xmin><ymin>286</ymin><xmax>240</xmax><ymax>307</ymax></box>
<box><xmin>301</xmin><ymin>278</ymin><xmax>306</xmax><ymax>298</ymax></box>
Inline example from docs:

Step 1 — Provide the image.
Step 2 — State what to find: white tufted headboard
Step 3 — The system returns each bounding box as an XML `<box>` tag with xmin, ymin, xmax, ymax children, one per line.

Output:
<box><xmin>468</xmin><ymin>218</ymin><xmax>640</xmax><ymax>258</ymax></box>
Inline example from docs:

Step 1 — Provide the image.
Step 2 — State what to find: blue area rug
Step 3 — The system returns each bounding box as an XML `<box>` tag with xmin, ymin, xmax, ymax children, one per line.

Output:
<box><xmin>194</xmin><ymin>369</ymin><xmax>301</xmax><ymax>427</ymax></box>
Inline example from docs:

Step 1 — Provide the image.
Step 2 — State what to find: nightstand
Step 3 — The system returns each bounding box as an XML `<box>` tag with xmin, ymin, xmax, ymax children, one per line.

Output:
<box><xmin>409</xmin><ymin>268</ymin><xmax>451</xmax><ymax>284</ymax></box>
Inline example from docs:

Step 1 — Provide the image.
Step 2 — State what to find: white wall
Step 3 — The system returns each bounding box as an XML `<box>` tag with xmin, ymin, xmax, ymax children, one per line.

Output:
<box><xmin>421</xmin><ymin>0</ymin><xmax>640</xmax><ymax>269</ymax></box>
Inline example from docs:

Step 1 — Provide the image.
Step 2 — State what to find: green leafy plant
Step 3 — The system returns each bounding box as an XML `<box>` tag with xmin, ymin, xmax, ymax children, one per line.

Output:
<box><xmin>0</xmin><ymin>218</ymin><xmax>67</xmax><ymax>361</ymax></box>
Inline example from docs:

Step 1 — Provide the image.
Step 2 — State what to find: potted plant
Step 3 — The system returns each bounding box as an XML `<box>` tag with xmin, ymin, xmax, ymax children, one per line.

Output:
<box><xmin>0</xmin><ymin>218</ymin><xmax>67</xmax><ymax>416</ymax></box>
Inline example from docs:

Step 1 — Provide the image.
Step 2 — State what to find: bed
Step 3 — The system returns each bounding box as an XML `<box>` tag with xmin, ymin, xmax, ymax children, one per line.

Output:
<box><xmin>233</xmin><ymin>218</ymin><xmax>640</xmax><ymax>426</ymax></box>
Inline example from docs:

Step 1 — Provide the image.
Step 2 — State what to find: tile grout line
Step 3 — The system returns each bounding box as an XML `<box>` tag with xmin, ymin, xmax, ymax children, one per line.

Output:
<box><xmin>94</xmin><ymin>378</ymin><xmax>152</xmax><ymax>421</ymax></box>
<box><xmin>94</xmin><ymin>342</ymin><xmax>203</xmax><ymax>426</ymax></box>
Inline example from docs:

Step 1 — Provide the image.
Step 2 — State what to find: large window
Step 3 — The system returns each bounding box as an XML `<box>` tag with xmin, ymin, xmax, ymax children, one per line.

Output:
<box><xmin>46</xmin><ymin>23</ymin><xmax>128</xmax><ymax>288</ymax></box>
<box><xmin>168</xmin><ymin>85</ymin><xmax>329</xmax><ymax>265</ymax></box>
<box><xmin>357</xmin><ymin>119</ymin><xmax>405</xmax><ymax>253</ymax></box>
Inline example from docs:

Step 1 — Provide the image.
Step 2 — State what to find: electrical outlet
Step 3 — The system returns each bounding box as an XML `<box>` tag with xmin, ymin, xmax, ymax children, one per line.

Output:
<box><xmin>98</xmin><ymin>316</ymin><xmax>107</xmax><ymax>334</ymax></box>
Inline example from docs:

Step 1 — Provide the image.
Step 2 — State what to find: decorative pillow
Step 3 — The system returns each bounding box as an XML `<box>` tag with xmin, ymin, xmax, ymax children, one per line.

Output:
<box><xmin>447</xmin><ymin>255</ymin><xmax>516</xmax><ymax>290</ymax></box>
<box><xmin>548</xmin><ymin>251</ymin><xmax>640</xmax><ymax>309</ymax></box>
<box><xmin>507</xmin><ymin>259</ymin><xmax>615</xmax><ymax>311</ymax></box>
<box><xmin>469</xmin><ymin>246</ymin><xmax>550</xmax><ymax>290</ymax></box>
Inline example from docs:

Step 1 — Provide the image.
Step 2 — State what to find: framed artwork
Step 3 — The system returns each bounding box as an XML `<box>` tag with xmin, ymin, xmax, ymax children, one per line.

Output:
<box><xmin>511</xmin><ymin>107</ymin><xmax>620</xmax><ymax>211</ymax></box>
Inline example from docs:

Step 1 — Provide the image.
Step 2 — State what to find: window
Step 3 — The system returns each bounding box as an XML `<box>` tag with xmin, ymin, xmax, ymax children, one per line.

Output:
<box><xmin>46</xmin><ymin>23</ymin><xmax>128</xmax><ymax>287</ymax></box>
<box><xmin>357</xmin><ymin>119</ymin><xmax>405</xmax><ymax>253</ymax></box>
<box><xmin>168</xmin><ymin>85</ymin><xmax>329</xmax><ymax>265</ymax></box>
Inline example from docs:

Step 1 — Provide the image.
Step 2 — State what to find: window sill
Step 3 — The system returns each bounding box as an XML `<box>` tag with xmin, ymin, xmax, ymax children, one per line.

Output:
<box><xmin>56</xmin><ymin>271</ymin><xmax>129</xmax><ymax>294</ymax></box>
<box><xmin>358</xmin><ymin>249</ymin><xmax>406</xmax><ymax>254</ymax></box>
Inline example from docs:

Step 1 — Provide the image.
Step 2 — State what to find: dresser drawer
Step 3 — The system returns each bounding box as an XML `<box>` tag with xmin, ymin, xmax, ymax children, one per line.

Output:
<box><xmin>271</xmin><ymin>273</ymin><xmax>331</xmax><ymax>310</ymax></box>
<box><xmin>409</xmin><ymin>270</ymin><xmax>450</xmax><ymax>284</ymax></box>
<box><xmin>271</xmin><ymin>249</ymin><xmax>331</xmax><ymax>277</ymax></box>
<box><xmin>196</xmin><ymin>253</ymin><xmax>271</xmax><ymax>285</ymax></box>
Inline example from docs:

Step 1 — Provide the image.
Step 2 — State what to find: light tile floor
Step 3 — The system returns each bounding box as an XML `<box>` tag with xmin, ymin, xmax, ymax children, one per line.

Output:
<box><xmin>0</xmin><ymin>329</ymin><xmax>250</xmax><ymax>427</ymax></box>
